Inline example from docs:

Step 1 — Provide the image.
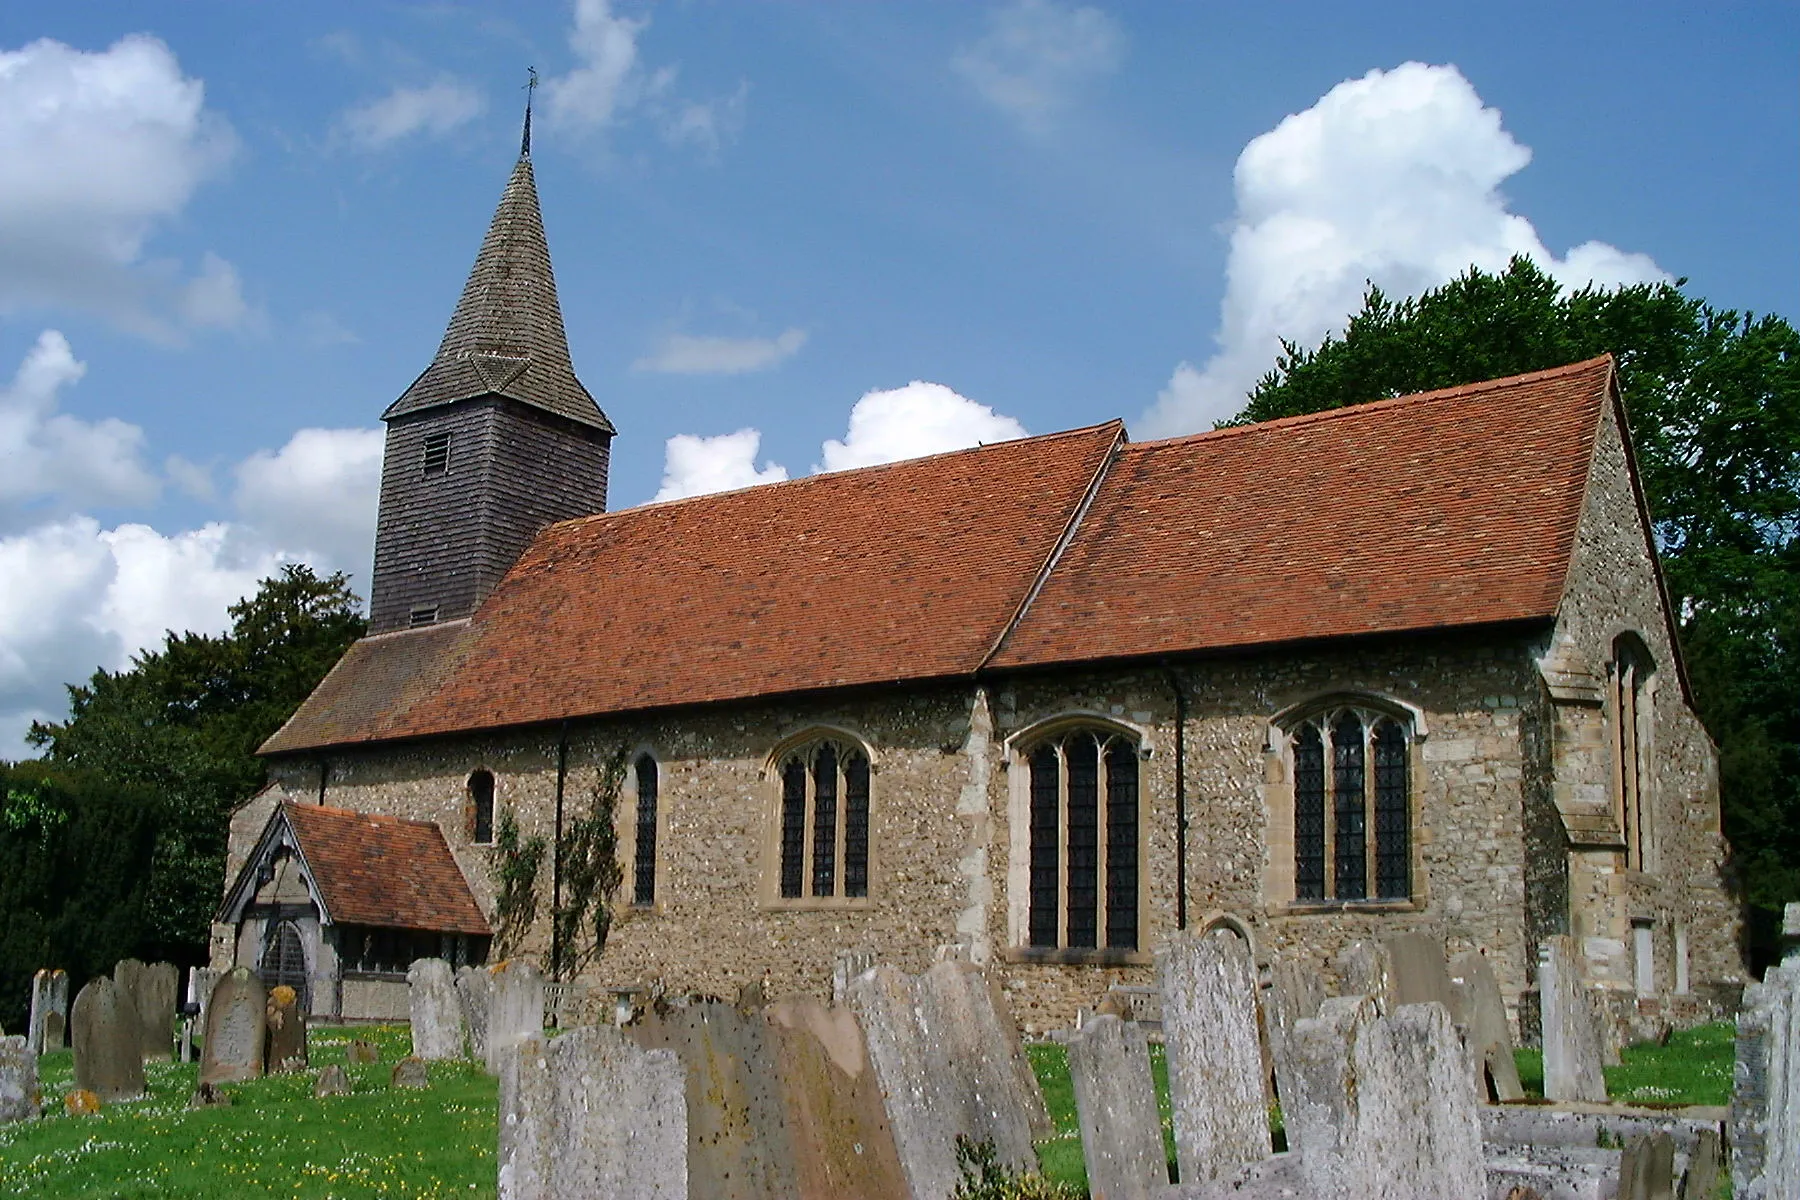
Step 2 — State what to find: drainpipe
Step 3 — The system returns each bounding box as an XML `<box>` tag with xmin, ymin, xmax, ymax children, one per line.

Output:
<box><xmin>1163</xmin><ymin>667</ymin><xmax>1189</xmax><ymax>930</ymax></box>
<box><xmin>551</xmin><ymin>722</ymin><xmax>569</xmax><ymax>982</ymax></box>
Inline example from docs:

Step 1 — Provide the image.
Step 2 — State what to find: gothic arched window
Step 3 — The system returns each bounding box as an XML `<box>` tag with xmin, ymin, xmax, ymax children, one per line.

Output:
<box><xmin>632</xmin><ymin>754</ymin><xmax>659</xmax><ymax>906</ymax></box>
<box><xmin>776</xmin><ymin>738</ymin><xmax>871</xmax><ymax>901</ymax></box>
<box><xmin>469</xmin><ymin>769</ymin><xmax>495</xmax><ymax>844</ymax></box>
<box><xmin>261</xmin><ymin>918</ymin><xmax>309</xmax><ymax>1010</ymax></box>
<box><xmin>1289</xmin><ymin>705</ymin><xmax>1412</xmax><ymax>902</ymax></box>
<box><xmin>1024</xmin><ymin>727</ymin><xmax>1141</xmax><ymax>950</ymax></box>
<box><xmin>1609</xmin><ymin>634</ymin><xmax>1655</xmax><ymax>871</ymax></box>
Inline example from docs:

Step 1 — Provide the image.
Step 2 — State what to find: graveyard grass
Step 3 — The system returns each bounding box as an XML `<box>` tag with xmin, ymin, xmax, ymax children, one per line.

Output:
<box><xmin>0</xmin><ymin>1022</ymin><xmax>1736</xmax><ymax>1197</ymax></box>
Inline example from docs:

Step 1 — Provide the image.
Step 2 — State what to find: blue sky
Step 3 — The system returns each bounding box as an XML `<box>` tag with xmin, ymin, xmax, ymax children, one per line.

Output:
<box><xmin>0</xmin><ymin>1</ymin><xmax>1794</xmax><ymax>751</ymax></box>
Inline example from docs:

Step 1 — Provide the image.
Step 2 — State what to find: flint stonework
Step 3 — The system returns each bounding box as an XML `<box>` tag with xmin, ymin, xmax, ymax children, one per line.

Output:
<box><xmin>115</xmin><ymin>959</ymin><xmax>177</xmax><ymax>1062</ymax></box>
<box><xmin>407</xmin><ymin>958</ymin><xmax>466</xmax><ymax>1061</ymax></box>
<box><xmin>486</xmin><ymin>960</ymin><xmax>545</xmax><ymax>1075</ymax></box>
<box><xmin>1067</xmin><ymin>1014</ymin><xmax>1166</xmax><ymax>1200</ymax></box>
<box><xmin>456</xmin><ymin>964</ymin><xmax>492</xmax><ymax>1062</ymax></box>
<box><xmin>0</xmin><ymin>1035</ymin><xmax>39</xmax><ymax>1123</ymax></box>
<box><xmin>1158</xmin><ymin>930</ymin><xmax>1272</xmax><ymax>1184</ymax></box>
<box><xmin>1540</xmin><ymin>938</ymin><xmax>1608</xmax><ymax>1103</ymax></box>
<box><xmin>27</xmin><ymin>969</ymin><xmax>68</xmax><ymax>1056</ymax></box>
<box><xmin>498</xmin><ymin>1026</ymin><xmax>687</xmax><ymax>1200</ymax></box>
<box><xmin>200</xmin><ymin>967</ymin><xmax>266</xmax><ymax>1085</ymax></box>
<box><xmin>71</xmin><ymin>976</ymin><xmax>146</xmax><ymax>1102</ymax></box>
<box><xmin>764</xmin><ymin>995</ymin><xmax>909</xmax><ymax>1200</ymax></box>
<box><xmin>1448</xmin><ymin>949</ymin><xmax>1524</xmax><ymax>1102</ymax></box>
<box><xmin>265</xmin><ymin>984</ymin><xmax>308</xmax><ymax>1072</ymax></box>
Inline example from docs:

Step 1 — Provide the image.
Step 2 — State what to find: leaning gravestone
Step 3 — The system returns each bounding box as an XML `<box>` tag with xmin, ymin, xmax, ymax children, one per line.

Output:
<box><xmin>265</xmin><ymin>984</ymin><xmax>308</xmax><ymax>1072</ymax></box>
<box><xmin>199</xmin><ymin>967</ymin><xmax>266</xmax><ymax>1085</ymax></box>
<box><xmin>485</xmin><ymin>960</ymin><xmax>546</xmax><ymax>1075</ymax></box>
<box><xmin>0</xmin><ymin>1035</ymin><xmax>39</xmax><ymax>1123</ymax></box>
<box><xmin>1334</xmin><ymin>939</ymin><xmax>1398</xmax><ymax>1010</ymax></box>
<box><xmin>1448</xmin><ymin>949</ymin><xmax>1525</xmax><ymax>1102</ymax></box>
<box><xmin>406</xmin><ymin>958</ymin><xmax>466</xmax><ymax>1061</ymax></box>
<box><xmin>314</xmin><ymin>1065</ymin><xmax>351</xmax><ymax>1098</ymax></box>
<box><xmin>71</xmin><ymin>976</ymin><xmax>146</xmax><ymax>1102</ymax></box>
<box><xmin>27</xmin><ymin>969</ymin><xmax>69</xmax><ymax>1055</ymax></box>
<box><xmin>1283</xmin><ymin>997</ymin><xmax>1485</xmax><ymax>1200</ymax></box>
<box><xmin>1384</xmin><ymin>932</ymin><xmax>1457</xmax><ymax>1010</ymax></box>
<box><xmin>1067</xmin><ymin>1014</ymin><xmax>1166</xmax><ymax>1200</ymax></box>
<box><xmin>187</xmin><ymin>966</ymin><xmax>219</xmax><ymax>1042</ymax></box>
<box><xmin>831</xmin><ymin>948</ymin><xmax>877</xmax><ymax>1005</ymax></box>
<box><xmin>1540</xmin><ymin>937</ymin><xmax>1608</xmax><ymax>1103</ymax></box>
<box><xmin>1157</xmin><ymin>929</ymin><xmax>1272</xmax><ymax>1184</ymax></box>
<box><xmin>1265</xmin><ymin>951</ymin><xmax>1326</xmax><ymax>1104</ymax></box>
<box><xmin>347</xmin><ymin>1039</ymin><xmax>381</xmax><ymax>1065</ymax></box>
<box><xmin>764</xmin><ymin>995</ymin><xmax>910</xmax><ymax>1199</ymax></box>
<box><xmin>114</xmin><ymin>959</ymin><xmax>177</xmax><ymax>1062</ymax></box>
<box><xmin>456</xmin><ymin>965</ymin><xmax>493</xmax><ymax>1062</ymax></box>
<box><xmin>1618</xmin><ymin>1131</ymin><xmax>1677</xmax><ymax>1200</ymax></box>
<box><xmin>499</xmin><ymin>1026</ymin><xmax>687</xmax><ymax>1200</ymax></box>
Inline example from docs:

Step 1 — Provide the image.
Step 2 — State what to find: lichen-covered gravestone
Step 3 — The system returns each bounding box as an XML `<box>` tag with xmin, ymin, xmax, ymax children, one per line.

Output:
<box><xmin>199</xmin><ymin>967</ymin><xmax>267</xmax><ymax>1085</ymax></box>
<box><xmin>392</xmin><ymin>1056</ymin><xmax>430</xmax><ymax>1089</ymax></box>
<box><xmin>499</xmin><ymin>1026</ymin><xmax>687</xmax><ymax>1200</ymax></box>
<box><xmin>71</xmin><ymin>976</ymin><xmax>146</xmax><ymax>1102</ymax></box>
<box><xmin>1157</xmin><ymin>929</ymin><xmax>1272</xmax><ymax>1184</ymax></box>
<box><xmin>456</xmin><ymin>964</ymin><xmax>493</xmax><ymax>1063</ymax></box>
<box><xmin>1265</xmin><ymin>951</ymin><xmax>1326</xmax><ymax>1105</ymax></box>
<box><xmin>114</xmin><ymin>959</ymin><xmax>177</xmax><ymax>1062</ymax></box>
<box><xmin>314</xmin><ymin>1065</ymin><xmax>351</xmax><ymax>1097</ymax></box>
<box><xmin>1448</xmin><ymin>949</ymin><xmax>1524</xmax><ymax>1102</ymax></box>
<box><xmin>1539</xmin><ymin>937</ymin><xmax>1608</xmax><ymax>1103</ymax></box>
<box><xmin>265</xmin><ymin>984</ymin><xmax>308</xmax><ymax>1072</ymax></box>
<box><xmin>485</xmin><ymin>960</ymin><xmax>546</xmax><ymax>1075</ymax></box>
<box><xmin>0</xmin><ymin>1035</ymin><xmax>40</xmax><ymax>1123</ymax></box>
<box><xmin>406</xmin><ymin>958</ymin><xmax>466</xmax><ymax>1061</ymax></box>
<box><xmin>27</xmin><ymin>969</ymin><xmax>68</xmax><ymax>1056</ymax></box>
<box><xmin>1734</xmin><ymin>960</ymin><xmax>1799</xmax><ymax>1200</ymax></box>
<box><xmin>1067</xmin><ymin>1014</ymin><xmax>1166</xmax><ymax>1200</ymax></box>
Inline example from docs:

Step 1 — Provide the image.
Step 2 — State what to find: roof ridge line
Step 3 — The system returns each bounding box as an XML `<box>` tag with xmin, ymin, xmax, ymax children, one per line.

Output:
<box><xmin>978</xmin><ymin>421</ymin><xmax>1127</xmax><ymax>671</ymax></box>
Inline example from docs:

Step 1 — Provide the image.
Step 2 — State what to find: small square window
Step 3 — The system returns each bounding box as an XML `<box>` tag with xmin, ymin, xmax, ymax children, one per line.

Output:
<box><xmin>422</xmin><ymin>431</ymin><xmax>452</xmax><ymax>476</ymax></box>
<box><xmin>409</xmin><ymin>605</ymin><xmax>439</xmax><ymax>627</ymax></box>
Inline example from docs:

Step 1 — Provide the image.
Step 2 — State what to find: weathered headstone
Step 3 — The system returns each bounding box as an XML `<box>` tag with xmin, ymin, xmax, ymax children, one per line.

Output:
<box><xmin>1448</xmin><ymin>948</ymin><xmax>1525</xmax><ymax>1102</ymax></box>
<box><xmin>498</xmin><ymin>1026</ymin><xmax>687</xmax><ymax>1200</ymax></box>
<box><xmin>114</xmin><ymin>958</ymin><xmax>177</xmax><ymax>1062</ymax></box>
<box><xmin>392</xmin><ymin>1056</ymin><xmax>430</xmax><ymax>1089</ymax></box>
<box><xmin>1385</xmin><ymin>932</ymin><xmax>1457</xmax><ymax>1010</ymax></box>
<box><xmin>764</xmin><ymin>995</ymin><xmax>910</xmax><ymax>1199</ymax></box>
<box><xmin>1265</xmin><ymin>951</ymin><xmax>1326</xmax><ymax>1104</ymax></box>
<box><xmin>63</xmin><ymin>1088</ymin><xmax>100</xmax><ymax>1115</ymax></box>
<box><xmin>43</xmin><ymin>1013</ymin><xmax>64</xmax><ymax>1052</ymax></box>
<box><xmin>199</xmin><ymin>967</ymin><xmax>266</xmax><ymax>1085</ymax></box>
<box><xmin>456</xmin><ymin>965</ymin><xmax>493</xmax><ymax>1063</ymax></box>
<box><xmin>1783</xmin><ymin>903</ymin><xmax>1800</xmax><ymax>963</ymax></box>
<box><xmin>831</xmin><ymin>949</ymin><xmax>877</xmax><ymax>1005</ymax></box>
<box><xmin>187</xmin><ymin>966</ymin><xmax>219</xmax><ymax>1042</ymax></box>
<box><xmin>1067</xmin><ymin>1014</ymin><xmax>1166</xmax><ymax>1200</ymax></box>
<box><xmin>1681</xmin><ymin>1128</ymin><xmax>1721</xmax><ymax>1200</ymax></box>
<box><xmin>1540</xmin><ymin>937</ymin><xmax>1608</xmax><ymax>1103</ymax></box>
<box><xmin>1158</xmin><ymin>929</ymin><xmax>1272</xmax><ymax>1184</ymax></box>
<box><xmin>265</xmin><ymin>984</ymin><xmax>308</xmax><ymax>1072</ymax></box>
<box><xmin>406</xmin><ymin>957</ymin><xmax>467</xmax><ymax>1061</ymax></box>
<box><xmin>1734</xmin><ymin>960</ymin><xmax>1799</xmax><ymax>1200</ymax></box>
<box><xmin>1619</xmin><ymin>1132</ymin><xmax>1677</xmax><ymax>1200</ymax></box>
<box><xmin>1334</xmin><ymin>938</ymin><xmax>1397</xmax><ymax>1009</ymax></box>
<box><xmin>347</xmin><ymin>1039</ymin><xmax>381</xmax><ymax>1065</ymax></box>
<box><xmin>1283</xmin><ymin>997</ymin><xmax>1485</xmax><ymax>1200</ymax></box>
<box><xmin>486</xmin><ymin>960</ymin><xmax>546</xmax><ymax>1075</ymax></box>
<box><xmin>314</xmin><ymin>1065</ymin><xmax>351</xmax><ymax>1097</ymax></box>
<box><xmin>0</xmin><ymin>1035</ymin><xmax>40</xmax><ymax>1123</ymax></box>
<box><xmin>846</xmin><ymin>962</ymin><xmax>1040</xmax><ymax>1200</ymax></box>
<box><xmin>27</xmin><ymin>969</ymin><xmax>68</xmax><ymax>1056</ymax></box>
<box><xmin>70</xmin><ymin>976</ymin><xmax>146</xmax><ymax>1101</ymax></box>
<box><xmin>188</xmin><ymin>1080</ymin><xmax>233</xmax><ymax>1108</ymax></box>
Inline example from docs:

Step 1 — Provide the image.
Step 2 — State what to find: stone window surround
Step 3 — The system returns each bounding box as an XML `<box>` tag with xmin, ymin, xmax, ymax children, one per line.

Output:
<box><xmin>467</xmin><ymin>767</ymin><xmax>497</xmax><ymax>845</ymax></box>
<box><xmin>1607</xmin><ymin>632</ymin><xmax>1658</xmax><ymax>874</ymax></box>
<box><xmin>1002</xmin><ymin>712</ymin><xmax>1151</xmax><ymax>967</ymax></box>
<box><xmin>759</xmin><ymin>725</ymin><xmax>879</xmax><ymax>911</ymax></box>
<box><xmin>1262</xmin><ymin>691</ymin><xmax>1429</xmax><ymax>914</ymax></box>
<box><xmin>622</xmin><ymin>745</ymin><xmax>665</xmax><ymax>913</ymax></box>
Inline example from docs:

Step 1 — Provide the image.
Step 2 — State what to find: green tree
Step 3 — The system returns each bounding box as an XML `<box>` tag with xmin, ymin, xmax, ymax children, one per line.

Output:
<box><xmin>1243</xmin><ymin>257</ymin><xmax>1800</xmax><ymax>969</ymax></box>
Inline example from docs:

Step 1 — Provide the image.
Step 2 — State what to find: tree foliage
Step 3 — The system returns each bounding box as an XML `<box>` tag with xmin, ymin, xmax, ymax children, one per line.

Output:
<box><xmin>2</xmin><ymin>565</ymin><xmax>366</xmax><ymax>1012</ymax></box>
<box><xmin>1244</xmin><ymin>258</ymin><xmax>1800</xmax><ymax>968</ymax></box>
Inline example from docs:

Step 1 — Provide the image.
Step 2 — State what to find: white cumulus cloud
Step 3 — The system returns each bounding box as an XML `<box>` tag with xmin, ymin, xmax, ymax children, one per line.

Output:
<box><xmin>633</xmin><ymin>328</ymin><xmax>807</xmax><ymax>375</ymax></box>
<box><xmin>233</xmin><ymin>426</ymin><xmax>384</xmax><ymax>580</ymax></box>
<box><xmin>819</xmin><ymin>382</ymin><xmax>1028</xmax><ymax>472</ymax></box>
<box><xmin>953</xmin><ymin>0</ymin><xmax>1125</xmax><ymax>135</ymax></box>
<box><xmin>339</xmin><ymin>79</ymin><xmax>486</xmax><ymax>150</ymax></box>
<box><xmin>1141</xmin><ymin>61</ymin><xmax>1669</xmax><ymax>436</ymax></box>
<box><xmin>653</xmin><ymin>429</ymin><xmax>789</xmax><ymax>502</ymax></box>
<box><xmin>0</xmin><ymin>34</ymin><xmax>248</xmax><ymax>338</ymax></box>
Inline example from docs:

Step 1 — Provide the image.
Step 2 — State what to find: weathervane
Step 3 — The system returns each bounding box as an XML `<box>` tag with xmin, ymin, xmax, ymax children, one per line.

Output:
<box><xmin>521</xmin><ymin>67</ymin><xmax>538</xmax><ymax>158</ymax></box>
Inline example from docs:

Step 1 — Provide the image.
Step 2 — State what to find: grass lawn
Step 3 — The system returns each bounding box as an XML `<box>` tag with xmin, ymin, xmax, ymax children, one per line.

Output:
<box><xmin>0</xmin><ymin>1021</ymin><xmax>1738</xmax><ymax>1197</ymax></box>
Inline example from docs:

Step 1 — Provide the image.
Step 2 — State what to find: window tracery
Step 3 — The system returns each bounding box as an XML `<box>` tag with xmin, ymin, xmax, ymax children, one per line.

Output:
<box><xmin>1287</xmin><ymin>704</ymin><xmax>1412</xmax><ymax>902</ymax></box>
<box><xmin>775</xmin><ymin>738</ymin><xmax>871</xmax><ymax>901</ymax></box>
<box><xmin>1024</xmin><ymin>727</ymin><xmax>1140</xmax><ymax>950</ymax></box>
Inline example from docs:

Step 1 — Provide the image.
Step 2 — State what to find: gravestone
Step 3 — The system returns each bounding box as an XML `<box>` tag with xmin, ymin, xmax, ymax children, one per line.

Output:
<box><xmin>1067</xmin><ymin>1014</ymin><xmax>1166</xmax><ymax>1200</ymax></box>
<box><xmin>1682</xmin><ymin>1129</ymin><xmax>1721</xmax><ymax>1200</ymax></box>
<box><xmin>1385</xmin><ymin>932</ymin><xmax>1457</xmax><ymax>1010</ymax></box>
<box><xmin>44</xmin><ymin>1013</ymin><xmax>64</xmax><ymax>1053</ymax></box>
<box><xmin>1540</xmin><ymin>937</ymin><xmax>1608</xmax><ymax>1103</ymax></box>
<box><xmin>846</xmin><ymin>962</ymin><xmax>1040</xmax><ymax>1200</ymax></box>
<box><xmin>486</xmin><ymin>960</ymin><xmax>546</xmax><ymax>1075</ymax></box>
<box><xmin>265</xmin><ymin>984</ymin><xmax>308</xmax><ymax>1072</ymax></box>
<box><xmin>187</xmin><ymin>967</ymin><xmax>219</xmax><ymax>1042</ymax></box>
<box><xmin>347</xmin><ymin>1039</ymin><xmax>381</xmax><ymax>1065</ymax></box>
<box><xmin>199</xmin><ymin>967</ymin><xmax>266</xmax><ymax>1085</ymax></box>
<box><xmin>188</xmin><ymin>1081</ymin><xmax>232</xmax><ymax>1108</ymax></box>
<box><xmin>406</xmin><ymin>958</ymin><xmax>466</xmax><ymax>1061</ymax></box>
<box><xmin>1334</xmin><ymin>939</ymin><xmax>1397</xmax><ymax>1009</ymax></box>
<box><xmin>1448</xmin><ymin>949</ymin><xmax>1525</xmax><ymax>1102</ymax></box>
<box><xmin>70</xmin><ymin>976</ymin><xmax>146</xmax><ymax>1101</ymax></box>
<box><xmin>64</xmin><ymin>1089</ymin><xmax>100</xmax><ymax>1116</ymax></box>
<box><xmin>1265</xmin><ymin>952</ymin><xmax>1326</xmax><ymax>1104</ymax></box>
<box><xmin>0</xmin><ymin>1035</ymin><xmax>39</xmax><ymax>1123</ymax></box>
<box><xmin>764</xmin><ymin>995</ymin><xmax>910</xmax><ymax>1199</ymax></box>
<box><xmin>1734</xmin><ymin>960</ymin><xmax>1799</xmax><ymax>1200</ymax></box>
<box><xmin>392</xmin><ymin>1056</ymin><xmax>430</xmax><ymax>1089</ymax></box>
<box><xmin>831</xmin><ymin>949</ymin><xmax>876</xmax><ymax>1005</ymax></box>
<box><xmin>1157</xmin><ymin>929</ymin><xmax>1272</xmax><ymax>1184</ymax></box>
<box><xmin>1618</xmin><ymin>1132</ymin><xmax>1677</xmax><ymax>1200</ymax></box>
<box><xmin>456</xmin><ymin>965</ymin><xmax>493</xmax><ymax>1062</ymax></box>
<box><xmin>1283</xmin><ymin>997</ymin><xmax>1485</xmax><ymax>1200</ymax></box>
<box><xmin>498</xmin><ymin>1026</ymin><xmax>687</xmax><ymax>1200</ymax></box>
<box><xmin>314</xmin><ymin>1065</ymin><xmax>351</xmax><ymax>1097</ymax></box>
<box><xmin>115</xmin><ymin>959</ymin><xmax>177</xmax><ymax>1062</ymax></box>
<box><xmin>27</xmin><ymin>969</ymin><xmax>68</xmax><ymax>1055</ymax></box>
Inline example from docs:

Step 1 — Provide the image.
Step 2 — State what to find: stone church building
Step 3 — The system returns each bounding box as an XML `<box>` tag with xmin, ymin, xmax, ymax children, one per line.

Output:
<box><xmin>214</xmin><ymin>142</ymin><xmax>1743</xmax><ymax>1031</ymax></box>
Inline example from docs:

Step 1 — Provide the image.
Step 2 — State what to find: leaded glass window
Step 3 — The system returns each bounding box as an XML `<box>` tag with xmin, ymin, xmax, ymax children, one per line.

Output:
<box><xmin>470</xmin><ymin>769</ymin><xmax>495</xmax><ymax>844</ymax></box>
<box><xmin>1024</xmin><ymin>727</ymin><xmax>1141</xmax><ymax>950</ymax></box>
<box><xmin>633</xmin><ymin>755</ymin><xmax>658</xmax><ymax>906</ymax></box>
<box><xmin>776</xmin><ymin>739</ymin><xmax>872</xmax><ymax>901</ymax></box>
<box><xmin>1288</xmin><ymin>705</ymin><xmax>1414</xmax><ymax>903</ymax></box>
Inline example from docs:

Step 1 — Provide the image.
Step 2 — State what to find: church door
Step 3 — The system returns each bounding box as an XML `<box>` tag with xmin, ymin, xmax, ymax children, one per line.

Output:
<box><xmin>260</xmin><ymin>919</ymin><xmax>310</xmax><ymax>1012</ymax></box>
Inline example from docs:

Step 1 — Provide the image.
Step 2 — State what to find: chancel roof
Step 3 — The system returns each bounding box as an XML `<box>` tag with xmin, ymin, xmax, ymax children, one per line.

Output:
<box><xmin>385</xmin><ymin>154</ymin><xmax>613</xmax><ymax>433</ymax></box>
<box><xmin>263</xmin><ymin>357</ymin><xmax>1618</xmax><ymax>754</ymax></box>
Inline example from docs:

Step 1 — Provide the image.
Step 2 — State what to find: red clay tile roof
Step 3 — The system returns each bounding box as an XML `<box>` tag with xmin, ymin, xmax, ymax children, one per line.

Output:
<box><xmin>989</xmin><ymin>356</ymin><xmax>1613</xmax><ymax>668</ymax></box>
<box><xmin>285</xmin><ymin>803</ymin><xmax>489</xmax><ymax>935</ymax></box>
<box><xmin>262</xmin><ymin>358</ymin><xmax>1617</xmax><ymax>753</ymax></box>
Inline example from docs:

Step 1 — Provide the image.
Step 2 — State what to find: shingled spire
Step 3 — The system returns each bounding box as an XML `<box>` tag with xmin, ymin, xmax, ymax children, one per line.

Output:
<box><xmin>383</xmin><ymin>147</ymin><xmax>612</xmax><ymax>432</ymax></box>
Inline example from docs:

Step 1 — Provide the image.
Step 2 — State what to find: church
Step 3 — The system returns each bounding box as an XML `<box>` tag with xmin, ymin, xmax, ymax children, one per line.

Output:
<box><xmin>213</xmin><ymin>137</ymin><xmax>1744</xmax><ymax>1034</ymax></box>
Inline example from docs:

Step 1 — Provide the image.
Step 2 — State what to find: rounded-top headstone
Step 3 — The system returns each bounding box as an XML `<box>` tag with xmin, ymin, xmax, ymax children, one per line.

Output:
<box><xmin>407</xmin><ymin>958</ymin><xmax>466</xmax><ymax>1061</ymax></box>
<box><xmin>200</xmin><ymin>967</ymin><xmax>267</xmax><ymax>1086</ymax></box>
<box><xmin>70</xmin><ymin>977</ymin><xmax>146</xmax><ymax>1102</ymax></box>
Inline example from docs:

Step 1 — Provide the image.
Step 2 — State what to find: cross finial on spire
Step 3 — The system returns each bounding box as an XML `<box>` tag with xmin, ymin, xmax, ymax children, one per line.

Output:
<box><xmin>521</xmin><ymin>67</ymin><xmax>538</xmax><ymax>158</ymax></box>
